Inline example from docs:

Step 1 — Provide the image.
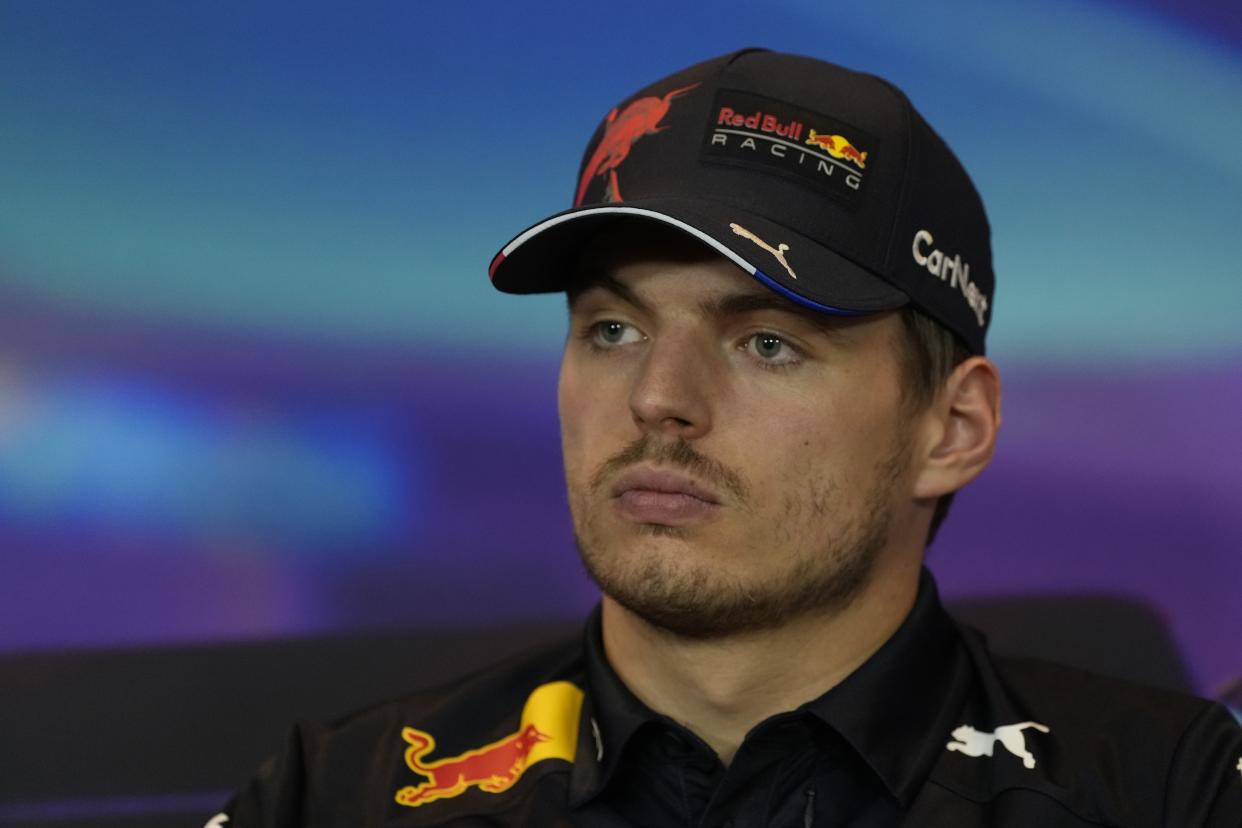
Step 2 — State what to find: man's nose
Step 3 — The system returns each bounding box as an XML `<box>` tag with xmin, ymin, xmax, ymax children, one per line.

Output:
<box><xmin>628</xmin><ymin>335</ymin><xmax>715</xmax><ymax>440</ymax></box>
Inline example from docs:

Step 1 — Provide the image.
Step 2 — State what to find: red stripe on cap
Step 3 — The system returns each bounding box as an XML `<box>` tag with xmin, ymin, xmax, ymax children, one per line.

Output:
<box><xmin>488</xmin><ymin>252</ymin><xmax>506</xmax><ymax>280</ymax></box>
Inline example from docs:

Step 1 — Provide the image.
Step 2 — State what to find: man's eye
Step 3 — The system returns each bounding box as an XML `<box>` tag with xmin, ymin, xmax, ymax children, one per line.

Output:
<box><xmin>745</xmin><ymin>333</ymin><xmax>798</xmax><ymax>365</ymax></box>
<box><xmin>592</xmin><ymin>320</ymin><xmax>641</xmax><ymax>346</ymax></box>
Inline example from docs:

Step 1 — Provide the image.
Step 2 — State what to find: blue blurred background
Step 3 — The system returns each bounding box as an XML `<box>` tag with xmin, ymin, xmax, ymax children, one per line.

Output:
<box><xmin>1</xmin><ymin>0</ymin><xmax>1239</xmax><ymax>696</ymax></box>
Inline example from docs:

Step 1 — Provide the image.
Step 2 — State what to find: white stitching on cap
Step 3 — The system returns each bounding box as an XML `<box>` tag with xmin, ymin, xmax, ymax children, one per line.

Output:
<box><xmin>499</xmin><ymin>206</ymin><xmax>758</xmax><ymax>277</ymax></box>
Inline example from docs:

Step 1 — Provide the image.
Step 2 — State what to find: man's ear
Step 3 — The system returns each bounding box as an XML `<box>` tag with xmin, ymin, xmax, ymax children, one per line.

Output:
<box><xmin>912</xmin><ymin>356</ymin><xmax>1002</xmax><ymax>500</ymax></box>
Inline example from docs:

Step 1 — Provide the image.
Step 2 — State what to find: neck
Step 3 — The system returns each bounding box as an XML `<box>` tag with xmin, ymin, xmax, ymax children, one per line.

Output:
<box><xmin>600</xmin><ymin>556</ymin><xmax>923</xmax><ymax>765</ymax></box>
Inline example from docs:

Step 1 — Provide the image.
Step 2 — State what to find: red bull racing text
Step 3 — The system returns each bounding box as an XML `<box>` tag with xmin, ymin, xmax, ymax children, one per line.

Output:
<box><xmin>702</xmin><ymin>89</ymin><xmax>875</xmax><ymax>208</ymax></box>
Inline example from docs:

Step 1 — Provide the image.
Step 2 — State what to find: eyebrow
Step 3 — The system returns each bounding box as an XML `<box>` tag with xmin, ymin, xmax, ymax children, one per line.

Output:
<box><xmin>567</xmin><ymin>271</ymin><xmax>653</xmax><ymax>315</ymax></box>
<box><xmin>568</xmin><ymin>270</ymin><xmax>854</xmax><ymax>339</ymax></box>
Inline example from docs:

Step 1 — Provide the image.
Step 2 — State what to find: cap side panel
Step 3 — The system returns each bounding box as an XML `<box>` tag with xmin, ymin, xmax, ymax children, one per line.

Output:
<box><xmin>876</xmin><ymin>77</ymin><xmax>917</xmax><ymax>276</ymax></box>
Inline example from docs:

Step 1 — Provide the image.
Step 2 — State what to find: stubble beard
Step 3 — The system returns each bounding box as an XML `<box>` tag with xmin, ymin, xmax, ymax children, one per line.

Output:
<box><xmin>570</xmin><ymin>435</ymin><xmax>909</xmax><ymax>640</ymax></box>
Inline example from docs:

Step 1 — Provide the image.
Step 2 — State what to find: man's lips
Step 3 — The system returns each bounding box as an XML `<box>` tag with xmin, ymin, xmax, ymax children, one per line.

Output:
<box><xmin>610</xmin><ymin>467</ymin><xmax>722</xmax><ymax>526</ymax></box>
<box><xmin>610</xmin><ymin>467</ymin><xmax>722</xmax><ymax>503</ymax></box>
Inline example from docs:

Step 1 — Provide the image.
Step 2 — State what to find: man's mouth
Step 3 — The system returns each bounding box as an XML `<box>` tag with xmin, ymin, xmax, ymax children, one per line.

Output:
<box><xmin>610</xmin><ymin>466</ymin><xmax>722</xmax><ymax>526</ymax></box>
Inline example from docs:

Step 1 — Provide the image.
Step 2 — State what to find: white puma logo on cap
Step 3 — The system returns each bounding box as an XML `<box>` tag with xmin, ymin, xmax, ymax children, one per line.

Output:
<box><xmin>730</xmin><ymin>222</ymin><xmax>797</xmax><ymax>280</ymax></box>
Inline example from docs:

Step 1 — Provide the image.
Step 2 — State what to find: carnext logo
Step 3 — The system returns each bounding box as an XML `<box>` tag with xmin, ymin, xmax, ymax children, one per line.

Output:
<box><xmin>912</xmin><ymin>229</ymin><xmax>988</xmax><ymax>327</ymax></box>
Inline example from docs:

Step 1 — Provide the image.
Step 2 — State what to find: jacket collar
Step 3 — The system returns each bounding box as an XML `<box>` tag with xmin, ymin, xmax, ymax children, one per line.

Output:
<box><xmin>800</xmin><ymin>568</ymin><xmax>968</xmax><ymax>806</ymax></box>
<box><xmin>569</xmin><ymin>568</ymin><xmax>968</xmax><ymax>809</ymax></box>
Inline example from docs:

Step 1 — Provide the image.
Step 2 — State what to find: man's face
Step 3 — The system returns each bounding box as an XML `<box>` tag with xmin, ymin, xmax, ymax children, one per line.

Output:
<box><xmin>558</xmin><ymin>229</ymin><xmax>920</xmax><ymax>638</ymax></box>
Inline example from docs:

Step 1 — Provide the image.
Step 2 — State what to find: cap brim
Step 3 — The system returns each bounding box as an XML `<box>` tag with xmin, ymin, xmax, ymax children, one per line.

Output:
<box><xmin>488</xmin><ymin>198</ymin><xmax>909</xmax><ymax>316</ymax></box>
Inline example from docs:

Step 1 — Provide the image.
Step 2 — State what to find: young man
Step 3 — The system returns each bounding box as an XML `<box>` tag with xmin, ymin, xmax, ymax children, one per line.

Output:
<box><xmin>212</xmin><ymin>49</ymin><xmax>1241</xmax><ymax>826</ymax></box>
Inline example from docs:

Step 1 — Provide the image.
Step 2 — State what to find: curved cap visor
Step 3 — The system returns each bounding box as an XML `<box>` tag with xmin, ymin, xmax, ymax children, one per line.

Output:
<box><xmin>489</xmin><ymin>200</ymin><xmax>910</xmax><ymax>316</ymax></box>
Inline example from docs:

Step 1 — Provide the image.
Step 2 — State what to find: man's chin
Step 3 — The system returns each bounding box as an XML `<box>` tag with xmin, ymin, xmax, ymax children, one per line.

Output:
<box><xmin>600</xmin><ymin>581</ymin><xmax>812</xmax><ymax>641</ymax></box>
<box><xmin>579</xmin><ymin>548</ymin><xmax>779</xmax><ymax>639</ymax></box>
<box><xmin>576</xmin><ymin>530</ymin><xmax>881</xmax><ymax>641</ymax></box>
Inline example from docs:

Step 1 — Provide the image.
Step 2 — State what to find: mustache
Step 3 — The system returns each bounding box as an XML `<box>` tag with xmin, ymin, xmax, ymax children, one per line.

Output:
<box><xmin>589</xmin><ymin>435</ymin><xmax>750</xmax><ymax>503</ymax></box>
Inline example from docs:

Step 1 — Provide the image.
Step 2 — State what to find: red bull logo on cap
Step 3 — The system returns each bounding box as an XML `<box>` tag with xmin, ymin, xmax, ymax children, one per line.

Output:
<box><xmin>703</xmin><ymin>88</ymin><xmax>875</xmax><ymax>207</ymax></box>
<box><xmin>805</xmin><ymin>129</ymin><xmax>868</xmax><ymax>169</ymax></box>
<box><xmin>575</xmin><ymin>83</ymin><xmax>700</xmax><ymax>207</ymax></box>
<box><xmin>394</xmin><ymin>680</ymin><xmax>584</xmax><ymax>809</ymax></box>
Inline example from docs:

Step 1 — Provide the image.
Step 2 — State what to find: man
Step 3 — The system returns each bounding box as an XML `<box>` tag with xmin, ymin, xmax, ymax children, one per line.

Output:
<box><xmin>211</xmin><ymin>48</ymin><xmax>1241</xmax><ymax>826</ymax></box>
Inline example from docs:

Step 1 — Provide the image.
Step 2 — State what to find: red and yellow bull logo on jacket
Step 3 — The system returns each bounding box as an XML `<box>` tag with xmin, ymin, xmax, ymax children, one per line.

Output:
<box><xmin>394</xmin><ymin>680</ymin><xmax>584</xmax><ymax>808</ymax></box>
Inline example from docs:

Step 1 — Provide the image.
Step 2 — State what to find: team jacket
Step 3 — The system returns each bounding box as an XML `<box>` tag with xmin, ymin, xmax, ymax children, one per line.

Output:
<box><xmin>209</xmin><ymin>571</ymin><xmax>1242</xmax><ymax>826</ymax></box>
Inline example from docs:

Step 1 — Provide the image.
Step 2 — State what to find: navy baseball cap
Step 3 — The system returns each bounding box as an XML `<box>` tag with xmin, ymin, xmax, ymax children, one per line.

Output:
<box><xmin>488</xmin><ymin>48</ymin><xmax>994</xmax><ymax>355</ymax></box>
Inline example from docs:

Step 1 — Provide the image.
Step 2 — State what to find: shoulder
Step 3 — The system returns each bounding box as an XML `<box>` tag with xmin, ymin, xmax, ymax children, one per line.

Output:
<box><xmin>939</xmin><ymin>628</ymin><xmax>1242</xmax><ymax>826</ymax></box>
<box><xmin>215</xmin><ymin>631</ymin><xmax>588</xmax><ymax>826</ymax></box>
<box><xmin>302</xmin><ymin>629</ymin><xmax>588</xmax><ymax>778</ymax></box>
<box><xmin>988</xmin><ymin>651</ymin><xmax>1215</xmax><ymax>738</ymax></box>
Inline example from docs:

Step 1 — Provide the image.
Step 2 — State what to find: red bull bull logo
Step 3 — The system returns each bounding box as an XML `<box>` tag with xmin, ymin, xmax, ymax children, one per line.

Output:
<box><xmin>575</xmin><ymin>83</ymin><xmax>699</xmax><ymax>207</ymax></box>
<box><xmin>396</xmin><ymin>723</ymin><xmax>549</xmax><ymax>806</ymax></box>
<box><xmin>805</xmin><ymin>129</ymin><xmax>868</xmax><ymax>169</ymax></box>
<box><xmin>394</xmin><ymin>680</ymin><xmax>584</xmax><ymax>809</ymax></box>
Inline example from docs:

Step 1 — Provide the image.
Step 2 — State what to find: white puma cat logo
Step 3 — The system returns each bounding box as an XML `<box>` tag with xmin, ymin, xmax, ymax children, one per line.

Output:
<box><xmin>946</xmin><ymin>721</ymin><xmax>1050</xmax><ymax>769</ymax></box>
<box><xmin>729</xmin><ymin>222</ymin><xmax>798</xmax><ymax>281</ymax></box>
